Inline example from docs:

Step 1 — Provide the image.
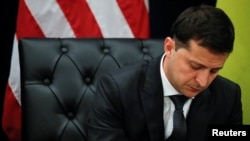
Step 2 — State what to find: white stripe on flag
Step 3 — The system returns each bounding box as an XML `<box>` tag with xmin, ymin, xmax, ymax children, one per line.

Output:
<box><xmin>8</xmin><ymin>35</ymin><xmax>21</xmax><ymax>105</ymax></box>
<box><xmin>86</xmin><ymin>0</ymin><xmax>134</xmax><ymax>38</ymax></box>
<box><xmin>144</xmin><ymin>0</ymin><xmax>149</xmax><ymax>12</ymax></box>
<box><xmin>25</xmin><ymin>0</ymin><xmax>75</xmax><ymax>37</ymax></box>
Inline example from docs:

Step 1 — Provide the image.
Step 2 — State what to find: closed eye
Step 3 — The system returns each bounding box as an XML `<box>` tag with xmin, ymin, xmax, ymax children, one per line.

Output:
<box><xmin>190</xmin><ymin>62</ymin><xmax>204</xmax><ymax>70</ymax></box>
<box><xmin>190</xmin><ymin>61</ymin><xmax>222</xmax><ymax>73</ymax></box>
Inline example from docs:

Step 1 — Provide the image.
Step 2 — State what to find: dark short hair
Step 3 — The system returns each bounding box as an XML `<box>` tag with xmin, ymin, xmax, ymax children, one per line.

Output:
<box><xmin>170</xmin><ymin>5</ymin><xmax>235</xmax><ymax>54</ymax></box>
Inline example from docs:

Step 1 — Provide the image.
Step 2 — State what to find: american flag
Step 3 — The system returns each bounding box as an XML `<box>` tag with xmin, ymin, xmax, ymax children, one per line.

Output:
<box><xmin>2</xmin><ymin>0</ymin><xmax>149</xmax><ymax>141</ymax></box>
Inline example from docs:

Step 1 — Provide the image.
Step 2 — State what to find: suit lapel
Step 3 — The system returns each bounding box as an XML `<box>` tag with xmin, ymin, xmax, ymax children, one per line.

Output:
<box><xmin>140</xmin><ymin>57</ymin><xmax>165</xmax><ymax>141</ymax></box>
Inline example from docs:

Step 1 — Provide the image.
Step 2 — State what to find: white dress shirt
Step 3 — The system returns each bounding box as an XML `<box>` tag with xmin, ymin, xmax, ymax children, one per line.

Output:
<box><xmin>160</xmin><ymin>54</ymin><xmax>193</xmax><ymax>139</ymax></box>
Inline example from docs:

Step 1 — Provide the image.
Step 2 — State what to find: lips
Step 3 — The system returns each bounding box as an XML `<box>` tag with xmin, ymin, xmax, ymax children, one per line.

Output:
<box><xmin>189</xmin><ymin>86</ymin><xmax>200</xmax><ymax>92</ymax></box>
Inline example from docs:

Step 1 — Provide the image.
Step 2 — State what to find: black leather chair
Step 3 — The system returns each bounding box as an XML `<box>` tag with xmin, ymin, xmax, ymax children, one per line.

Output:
<box><xmin>19</xmin><ymin>38</ymin><xmax>164</xmax><ymax>141</ymax></box>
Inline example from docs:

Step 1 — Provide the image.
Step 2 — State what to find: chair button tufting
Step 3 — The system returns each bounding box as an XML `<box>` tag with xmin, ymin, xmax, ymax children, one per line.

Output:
<box><xmin>43</xmin><ymin>79</ymin><xmax>50</xmax><ymax>85</ymax></box>
<box><xmin>85</xmin><ymin>77</ymin><xmax>91</xmax><ymax>84</ymax></box>
<box><xmin>67</xmin><ymin>112</ymin><xmax>74</xmax><ymax>119</ymax></box>
<box><xmin>142</xmin><ymin>48</ymin><xmax>148</xmax><ymax>53</ymax></box>
<box><xmin>103</xmin><ymin>48</ymin><xmax>109</xmax><ymax>54</ymax></box>
<box><xmin>61</xmin><ymin>47</ymin><xmax>68</xmax><ymax>53</ymax></box>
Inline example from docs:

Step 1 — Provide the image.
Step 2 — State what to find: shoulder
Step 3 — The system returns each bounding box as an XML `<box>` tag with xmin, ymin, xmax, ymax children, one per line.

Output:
<box><xmin>210</xmin><ymin>75</ymin><xmax>240</xmax><ymax>90</ymax></box>
<box><xmin>208</xmin><ymin>75</ymin><xmax>241</xmax><ymax>98</ymax></box>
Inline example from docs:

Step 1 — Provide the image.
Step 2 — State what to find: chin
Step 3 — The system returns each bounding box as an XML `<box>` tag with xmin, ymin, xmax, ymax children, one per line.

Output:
<box><xmin>184</xmin><ymin>91</ymin><xmax>199</xmax><ymax>98</ymax></box>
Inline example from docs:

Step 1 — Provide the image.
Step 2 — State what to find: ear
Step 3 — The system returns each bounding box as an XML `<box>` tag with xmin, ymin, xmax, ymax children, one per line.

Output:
<box><xmin>164</xmin><ymin>37</ymin><xmax>175</xmax><ymax>57</ymax></box>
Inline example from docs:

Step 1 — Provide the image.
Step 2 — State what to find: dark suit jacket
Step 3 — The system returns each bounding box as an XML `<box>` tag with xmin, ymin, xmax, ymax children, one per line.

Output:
<box><xmin>87</xmin><ymin>56</ymin><xmax>242</xmax><ymax>141</ymax></box>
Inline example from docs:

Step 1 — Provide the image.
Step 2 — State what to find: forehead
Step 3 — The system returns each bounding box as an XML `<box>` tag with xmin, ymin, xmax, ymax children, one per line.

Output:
<box><xmin>177</xmin><ymin>39</ymin><xmax>229</xmax><ymax>67</ymax></box>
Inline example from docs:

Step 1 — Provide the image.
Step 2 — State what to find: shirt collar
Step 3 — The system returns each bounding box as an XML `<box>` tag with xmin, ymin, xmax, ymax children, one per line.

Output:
<box><xmin>160</xmin><ymin>54</ymin><xmax>180</xmax><ymax>97</ymax></box>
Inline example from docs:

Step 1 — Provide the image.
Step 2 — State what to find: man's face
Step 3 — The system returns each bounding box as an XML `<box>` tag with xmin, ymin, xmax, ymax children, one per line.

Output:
<box><xmin>163</xmin><ymin>37</ymin><xmax>229</xmax><ymax>98</ymax></box>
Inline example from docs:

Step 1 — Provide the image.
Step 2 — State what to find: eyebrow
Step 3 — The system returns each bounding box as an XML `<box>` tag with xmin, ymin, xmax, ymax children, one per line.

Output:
<box><xmin>190</xmin><ymin>60</ymin><xmax>223</xmax><ymax>70</ymax></box>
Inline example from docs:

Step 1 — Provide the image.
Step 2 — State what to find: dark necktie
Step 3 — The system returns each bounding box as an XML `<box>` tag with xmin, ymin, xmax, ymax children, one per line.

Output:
<box><xmin>167</xmin><ymin>95</ymin><xmax>189</xmax><ymax>141</ymax></box>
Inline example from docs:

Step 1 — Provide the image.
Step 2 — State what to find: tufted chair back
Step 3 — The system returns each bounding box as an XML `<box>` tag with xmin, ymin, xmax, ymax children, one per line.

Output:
<box><xmin>19</xmin><ymin>38</ymin><xmax>164</xmax><ymax>141</ymax></box>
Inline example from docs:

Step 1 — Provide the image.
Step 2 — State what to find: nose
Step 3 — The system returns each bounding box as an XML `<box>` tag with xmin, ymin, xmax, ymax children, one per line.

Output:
<box><xmin>195</xmin><ymin>70</ymin><xmax>209</xmax><ymax>87</ymax></box>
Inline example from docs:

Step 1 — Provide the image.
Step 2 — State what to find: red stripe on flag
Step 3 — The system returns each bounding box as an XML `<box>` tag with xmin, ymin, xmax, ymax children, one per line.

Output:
<box><xmin>16</xmin><ymin>0</ymin><xmax>45</xmax><ymax>39</ymax></box>
<box><xmin>117</xmin><ymin>0</ymin><xmax>149</xmax><ymax>38</ymax></box>
<box><xmin>57</xmin><ymin>0</ymin><xmax>103</xmax><ymax>37</ymax></box>
<box><xmin>2</xmin><ymin>85</ymin><xmax>21</xmax><ymax>141</ymax></box>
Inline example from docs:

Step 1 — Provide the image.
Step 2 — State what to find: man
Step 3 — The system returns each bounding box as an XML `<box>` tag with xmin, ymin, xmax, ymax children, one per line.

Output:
<box><xmin>87</xmin><ymin>5</ymin><xmax>242</xmax><ymax>141</ymax></box>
